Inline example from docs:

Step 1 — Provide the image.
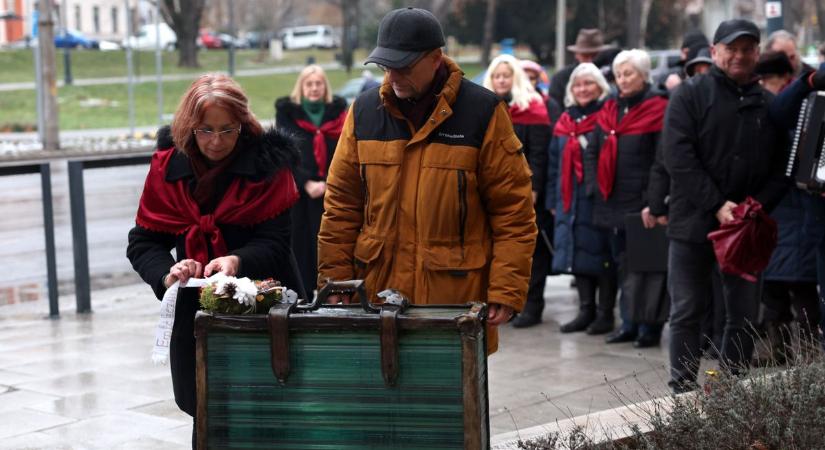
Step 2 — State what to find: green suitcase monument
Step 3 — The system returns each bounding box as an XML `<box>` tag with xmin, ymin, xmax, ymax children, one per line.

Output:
<box><xmin>195</xmin><ymin>281</ymin><xmax>489</xmax><ymax>449</ymax></box>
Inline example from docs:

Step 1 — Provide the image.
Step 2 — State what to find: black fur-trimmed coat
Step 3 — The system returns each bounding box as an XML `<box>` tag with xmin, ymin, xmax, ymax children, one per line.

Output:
<box><xmin>126</xmin><ymin>125</ymin><xmax>300</xmax><ymax>417</ymax></box>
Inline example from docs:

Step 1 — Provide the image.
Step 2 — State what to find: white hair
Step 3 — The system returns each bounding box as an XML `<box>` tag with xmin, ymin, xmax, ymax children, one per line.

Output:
<box><xmin>563</xmin><ymin>62</ymin><xmax>611</xmax><ymax>108</ymax></box>
<box><xmin>482</xmin><ymin>54</ymin><xmax>542</xmax><ymax>111</ymax></box>
<box><xmin>612</xmin><ymin>49</ymin><xmax>652</xmax><ymax>82</ymax></box>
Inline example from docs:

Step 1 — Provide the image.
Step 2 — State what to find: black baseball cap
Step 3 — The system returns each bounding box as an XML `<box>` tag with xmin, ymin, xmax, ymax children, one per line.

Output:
<box><xmin>365</xmin><ymin>7</ymin><xmax>445</xmax><ymax>69</ymax></box>
<box><xmin>713</xmin><ymin>19</ymin><xmax>760</xmax><ymax>45</ymax></box>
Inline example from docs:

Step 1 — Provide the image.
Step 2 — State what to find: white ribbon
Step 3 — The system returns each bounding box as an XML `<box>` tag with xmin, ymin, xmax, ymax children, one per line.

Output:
<box><xmin>151</xmin><ymin>277</ymin><xmax>210</xmax><ymax>365</ymax></box>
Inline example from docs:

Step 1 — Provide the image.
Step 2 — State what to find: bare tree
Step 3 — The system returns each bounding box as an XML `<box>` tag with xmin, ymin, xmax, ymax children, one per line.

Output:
<box><xmin>480</xmin><ymin>0</ymin><xmax>497</xmax><ymax>67</ymax></box>
<box><xmin>327</xmin><ymin>0</ymin><xmax>359</xmax><ymax>74</ymax></box>
<box><xmin>160</xmin><ymin>0</ymin><xmax>206</xmax><ymax>68</ymax></box>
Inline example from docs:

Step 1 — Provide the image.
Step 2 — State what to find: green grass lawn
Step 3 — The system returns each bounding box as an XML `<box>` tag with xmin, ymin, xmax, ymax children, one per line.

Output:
<box><xmin>0</xmin><ymin>52</ymin><xmax>483</xmax><ymax>131</ymax></box>
<box><xmin>0</xmin><ymin>48</ymin><xmax>372</xmax><ymax>84</ymax></box>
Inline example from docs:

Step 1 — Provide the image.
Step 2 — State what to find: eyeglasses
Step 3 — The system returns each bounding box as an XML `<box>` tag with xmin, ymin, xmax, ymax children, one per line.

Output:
<box><xmin>193</xmin><ymin>126</ymin><xmax>241</xmax><ymax>140</ymax></box>
<box><xmin>377</xmin><ymin>52</ymin><xmax>429</xmax><ymax>76</ymax></box>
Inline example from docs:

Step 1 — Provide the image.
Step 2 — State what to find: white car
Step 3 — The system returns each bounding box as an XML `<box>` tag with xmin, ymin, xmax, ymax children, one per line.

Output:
<box><xmin>123</xmin><ymin>23</ymin><xmax>177</xmax><ymax>51</ymax></box>
<box><xmin>278</xmin><ymin>25</ymin><xmax>338</xmax><ymax>50</ymax></box>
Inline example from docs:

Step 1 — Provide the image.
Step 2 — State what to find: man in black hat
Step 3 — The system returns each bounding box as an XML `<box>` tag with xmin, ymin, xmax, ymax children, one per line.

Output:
<box><xmin>548</xmin><ymin>28</ymin><xmax>613</xmax><ymax>107</ymax></box>
<box><xmin>663</xmin><ymin>19</ymin><xmax>789</xmax><ymax>394</ymax></box>
<box><xmin>318</xmin><ymin>7</ymin><xmax>537</xmax><ymax>354</ymax></box>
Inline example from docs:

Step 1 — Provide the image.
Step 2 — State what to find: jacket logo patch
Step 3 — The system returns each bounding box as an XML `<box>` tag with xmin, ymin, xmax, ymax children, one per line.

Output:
<box><xmin>437</xmin><ymin>132</ymin><xmax>465</xmax><ymax>139</ymax></box>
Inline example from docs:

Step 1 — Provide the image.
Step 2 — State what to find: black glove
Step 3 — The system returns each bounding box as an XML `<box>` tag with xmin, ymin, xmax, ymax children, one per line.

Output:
<box><xmin>812</xmin><ymin>68</ymin><xmax>825</xmax><ymax>91</ymax></box>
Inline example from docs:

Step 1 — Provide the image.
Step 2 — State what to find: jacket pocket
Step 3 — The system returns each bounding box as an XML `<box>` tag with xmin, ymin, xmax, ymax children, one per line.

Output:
<box><xmin>353</xmin><ymin>234</ymin><xmax>385</xmax><ymax>290</ymax></box>
<box><xmin>421</xmin><ymin>244</ymin><xmax>488</xmax><ymax>304</ymax></box>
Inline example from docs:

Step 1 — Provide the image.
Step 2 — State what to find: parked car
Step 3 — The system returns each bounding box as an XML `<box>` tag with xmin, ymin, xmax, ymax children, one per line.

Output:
<box><xmin>199</xmin><ymin>30</ymin><xmax>223</xmax><ymax>49</ymax></box>
<box><xmin>123</xmin><ymin>23</ymin><xmax>177</xmax><ymax>50</ymax></box>
<box><xmin>218</xmin><ymin>33</ymin><xmax>249</xmax><ymax>49</ymax></box>
<box><xmin>278</xmin><ymin>25</ymin><xmax>338</xmax><ymax>50</ymax></box>
<box><xmin>245</xmin><ymin>30</ymin><xmax>275</xmax><ymax>49</ymax></box>
<box><xmin>54</xmin><ymin>29</ymin><xmax>98</xmax><ymax>49</ymax></box>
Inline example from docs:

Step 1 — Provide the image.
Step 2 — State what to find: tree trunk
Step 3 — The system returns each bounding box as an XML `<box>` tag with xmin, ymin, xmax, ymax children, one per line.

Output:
<box><xmin>481</xmin><ymin>0</ymin><xmax>497</xmax><ymax>68</ymax></box>
<box><xmin>162</xmin><ymin>0</ymin><xmax>205</xmax><ymax>68</ymax></box>
<box><xmin>639</xmin><ymin>0</ymin><xmax>653</xmax><ymax>47</ymax></box>
<box><xmin>625</xmin><ymin>0</ymin><xmax>642</xmax><ymax>48</ymax></box>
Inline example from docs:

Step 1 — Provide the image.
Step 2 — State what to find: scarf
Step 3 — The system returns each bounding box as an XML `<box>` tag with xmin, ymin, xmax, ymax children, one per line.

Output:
<box><xmin>188</xmin><ymin>146</ymin><xmax>241</xmax><ymax>207</ymax></box>
<box><xmin>135</xmin><ymin>147</ymin><xmax>298</xmax><ymax>265</ymax></box>
<box><xmin>509</xmin><ymin>98</ymin><xmax>551</xmax><ymax>126</ymax></box>
<box><xmin>294</xmin><ymin>109</ymin><xmax>347</xmax><ymax>178</ymax></box>
<box><xmin>301</xmin><ymin>98</ymin><xmax>325</xmax><ymax>127</ymax></box>
<box><xmin>396</xmin><ymin>62</ymin><xmax>450</xmax><ymax>129</ymax></box>
<box><xmin>553</xmin><ymin>111</ymin><xmax>598</xmax><ymax>212</ymax></box>
<box><xmin>595</xmin><ymin>95</ymin><xmax>668</xmax><ymax>200</ymax></box>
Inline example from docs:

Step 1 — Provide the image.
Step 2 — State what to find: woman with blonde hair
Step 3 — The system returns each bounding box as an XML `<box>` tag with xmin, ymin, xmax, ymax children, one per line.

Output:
<box><xmin>275</xmin><ymin>64</ymin><xmax>348</xmax><ymax>294</ymax></box>
<box><xmin>547</xmin><ymin>62</ymin><xmax>617</xmax><ymax>334</ymax></box>
<box><xmin>127</xmin><ymin>73</ymin><xmax>301</xmax><ymax>445</ymax></box>
<box><xmin>484</xmin><ymin>54</ymin><xmax>553</xmax><ymax>328</ymax></box>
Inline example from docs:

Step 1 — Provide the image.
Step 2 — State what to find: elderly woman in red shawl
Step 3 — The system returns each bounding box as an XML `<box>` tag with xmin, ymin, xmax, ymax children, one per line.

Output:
<box><xmin>127</xmin><ymin>73</ymin><xmax>300</xmax><ymax>444</ymax></box>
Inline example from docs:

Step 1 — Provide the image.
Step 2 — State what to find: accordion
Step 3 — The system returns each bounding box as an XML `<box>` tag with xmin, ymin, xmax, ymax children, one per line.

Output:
<box><xmin>787</xmin><ymin>91</ymin><xmax>825</xmax><ymax>192</ymax></box>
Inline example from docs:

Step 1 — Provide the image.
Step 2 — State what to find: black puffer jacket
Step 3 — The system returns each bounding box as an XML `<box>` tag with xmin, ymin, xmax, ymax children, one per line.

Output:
<box><xmin>126</xmin><ymin>126</ymin><xmax>301</xmax><ymax>299</ymax></box>
<box><xmin>585</xmin><ymin>85</ymin><xmax>667</xmax><ymax>229</ymax></box>
<box><xmin>663</xmin><ymin>66</ymin><xmax>789</xmax><ymax>243</ymax></box>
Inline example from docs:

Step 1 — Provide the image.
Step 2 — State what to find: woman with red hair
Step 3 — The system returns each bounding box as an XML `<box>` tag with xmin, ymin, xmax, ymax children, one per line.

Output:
<box><xmin>127</xmin><ymin>73</ymin><xmax>301</xmax><ymax>445</ymax></box>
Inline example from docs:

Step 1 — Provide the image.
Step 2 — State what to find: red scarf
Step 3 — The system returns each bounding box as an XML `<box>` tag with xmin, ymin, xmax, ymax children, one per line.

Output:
<box><xmin>595</xmin><ymin>96</ymin><xmax>668</xmax><ymax>200</ymax></box>
<box><xmin>553</xmin><ymin>111</ymin><xmax>598</xmax><ymax>212</ymax></box>
<box><xmin>509</xmin><ymin>98</ymin><xmax>551</xmax><ymax>126</ymax></box>
<box><xmin>294</xmin><ymin>110</ymin><xmax>347</xmax><ymax>178</ymax></box>
<box><xmin>135</xmin><ymin>147</ymin><xmax>299</xmax><ymax>265</ymax></box>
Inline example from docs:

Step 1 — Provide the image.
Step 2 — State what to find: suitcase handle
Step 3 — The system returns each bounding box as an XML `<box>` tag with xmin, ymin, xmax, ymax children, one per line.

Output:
<box><xmin>296</xmin><ymin>279</ymin><xmax>368</xmax><ymax>312</ymax></box>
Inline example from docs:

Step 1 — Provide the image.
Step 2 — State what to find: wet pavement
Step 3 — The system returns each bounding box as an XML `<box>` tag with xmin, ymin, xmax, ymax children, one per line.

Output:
<box><xmin>0</xmin><ymin>276</ymin><xmax>674</xmax><ymax>449</ymax></box>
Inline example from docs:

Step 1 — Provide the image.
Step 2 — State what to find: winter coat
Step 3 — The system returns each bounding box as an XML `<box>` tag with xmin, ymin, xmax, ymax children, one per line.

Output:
<box><xmin>317</xmin><ymin>56</ymin><xmax>537</xmax><ymax>353</ymax></box>
<box><xmin>126</xmin><ymin>126</ymin><xmax>300</xmax><ymax>416</ymax></box>
<box><xmin>275</xmin><ymin>95</ymin><xmax>348</xmax><ymax>294</ymax></box>
<box><xmin>511</xmin><ymin>97</ymin><xmax>553</xmax><ymax>233</ymax></box>
<box><xmin>663</xmin><ymin>65</ymin><xmax>789</xmax><ymax>243</ymax></box>
<box><xmin>547</xmin><ymin>102</ymin><xmax>613</xmax><ymax>275</ymax></box>
<box><xmin>585</xmin><ymin>85</ymin><xmax>667</xmax><ymax>230</ymax></box>
<box><xmin>763</xmin><ymin>188</ymin><xmax>825</xmax><ymax>282</ymax></box>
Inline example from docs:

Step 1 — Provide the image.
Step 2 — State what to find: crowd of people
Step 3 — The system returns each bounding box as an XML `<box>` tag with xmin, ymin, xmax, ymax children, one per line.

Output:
<box><xmin>498</xmin><ymin>22</ymin><xmax>825</xmax><ymax>394</ymax></box>
<box><xmin>125</xmin><ymin>7</ymin><xmax>825</xmax><ymax>443</ymax></box>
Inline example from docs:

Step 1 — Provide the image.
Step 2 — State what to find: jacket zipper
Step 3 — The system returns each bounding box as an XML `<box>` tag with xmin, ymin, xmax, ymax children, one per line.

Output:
<box><xmin>457</xmin><ymin>169</ymin><xmax>467</xmax><ymax>260</ymax></box>
<box><xmin>361</xmin><ymin>164</ymin><xmax>371</xmax><ymax>226</ymax></box>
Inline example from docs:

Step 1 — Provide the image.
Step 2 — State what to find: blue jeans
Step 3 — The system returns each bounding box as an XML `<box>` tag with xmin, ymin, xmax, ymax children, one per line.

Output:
<box><xmin>667</xmin><ymin>240</ymin><xmax>761</xmax><ymax>388</ymax></box>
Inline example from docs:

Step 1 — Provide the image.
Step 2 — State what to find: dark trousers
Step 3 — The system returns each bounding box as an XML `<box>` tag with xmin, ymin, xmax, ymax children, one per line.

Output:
<box><xmin>605</xmin><ymin>229</ymin><xmax>663</xmax><ymax>337</ymax></box>
<box><xmin>523</xmin><ymin>227</ymin><xmax>552</xmax><ymax>317</ymax></box>
<box><xmin>762</xmin><ymin>280</ymin><xmax>821</xmax><ymax>333</ymax></box>
<box><xmin>668</xmin><ymin>240</ymin><xmax>761</xmax><ymax>386</ymax></box>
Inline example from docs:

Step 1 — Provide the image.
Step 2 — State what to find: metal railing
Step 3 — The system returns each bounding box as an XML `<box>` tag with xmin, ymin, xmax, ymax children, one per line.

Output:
<box><xmin>68</xmin><ymin>154</ymin><xmax>152</xmax><ymax>313</ymax></box>
<box><xmin>0</xmin><ymin>163</ymin><xmax>58</xmax><ymax>317</ymax></box>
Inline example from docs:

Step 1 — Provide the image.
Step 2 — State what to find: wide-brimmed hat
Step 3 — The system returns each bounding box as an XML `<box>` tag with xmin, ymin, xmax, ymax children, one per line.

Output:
<box><xmin>567</xmin><ymin>29</ymin><xmax>612</xmax><ymax>53</ymax></box>
<box><xmin>364</xmin><ymin>7</ymin><xmax>445</xmax><ymax>69</ymax></box>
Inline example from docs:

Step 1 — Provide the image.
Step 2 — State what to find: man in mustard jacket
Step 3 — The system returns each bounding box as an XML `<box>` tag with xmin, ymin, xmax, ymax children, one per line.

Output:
<box><xmin>317</xmin><ymin>7</ymin><xmax>537</xmax><ymax>353</ymax></box>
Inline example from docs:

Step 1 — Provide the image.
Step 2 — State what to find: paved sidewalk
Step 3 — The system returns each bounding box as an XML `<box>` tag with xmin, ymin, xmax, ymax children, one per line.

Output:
<box><xmin>0</xmin><ymin>276</ymin><xmax>672</xmax><ymax>449</ymax></box>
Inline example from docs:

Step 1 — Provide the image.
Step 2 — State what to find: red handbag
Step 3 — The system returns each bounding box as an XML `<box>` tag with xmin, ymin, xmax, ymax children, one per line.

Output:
<box><xmin>707</xmin><ymin>197</ymin><xmax>777</xmax><ymax>282</ymax></box>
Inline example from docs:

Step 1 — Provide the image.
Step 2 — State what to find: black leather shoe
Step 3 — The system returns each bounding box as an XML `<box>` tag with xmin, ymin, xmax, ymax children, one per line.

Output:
<box><xmin>511</xmin><ymin>313</ymin><xmax>542</xmax><ymax>328</ymax></box>
<box><xmin>585</xmin><ymin>315</ymin><xmax>614</xmax><ymax>335</ymax></box>
<box><xmin>559</xmin><ymin>311</ymin><xmax>595</xmax><ymax>333</ymax></box>
<box><xmin>633</xmin><ymin>334</ymin><xmax>661</xmax><ymax>348</ymax></box>
<box><xmin>605</xmin><ymin>328</ymin><xmax>637</xmax><ymax>344</ymax></box>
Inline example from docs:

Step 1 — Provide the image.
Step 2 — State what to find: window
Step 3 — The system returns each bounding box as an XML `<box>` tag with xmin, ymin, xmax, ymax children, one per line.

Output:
<box><xmin>111</xmin><ymin>6</ymin><xmax>117</xmax><ymax>33</ymax></box>
<box><xmin>74</xmin><ymin>5</ymin><xmax>81</xmax><ymax>30</ymax></box>
<box><xmin>93</xmin><ymin>6</ymin><xmax>99</xmax><ymax>33</ymax></box>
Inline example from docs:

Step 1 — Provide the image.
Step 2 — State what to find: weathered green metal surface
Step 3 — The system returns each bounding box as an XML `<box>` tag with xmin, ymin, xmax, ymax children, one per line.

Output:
<box><xmin>204</xmin><ymin>324</ymin><xmax>482</xmax><ymax>449</ymax></box>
